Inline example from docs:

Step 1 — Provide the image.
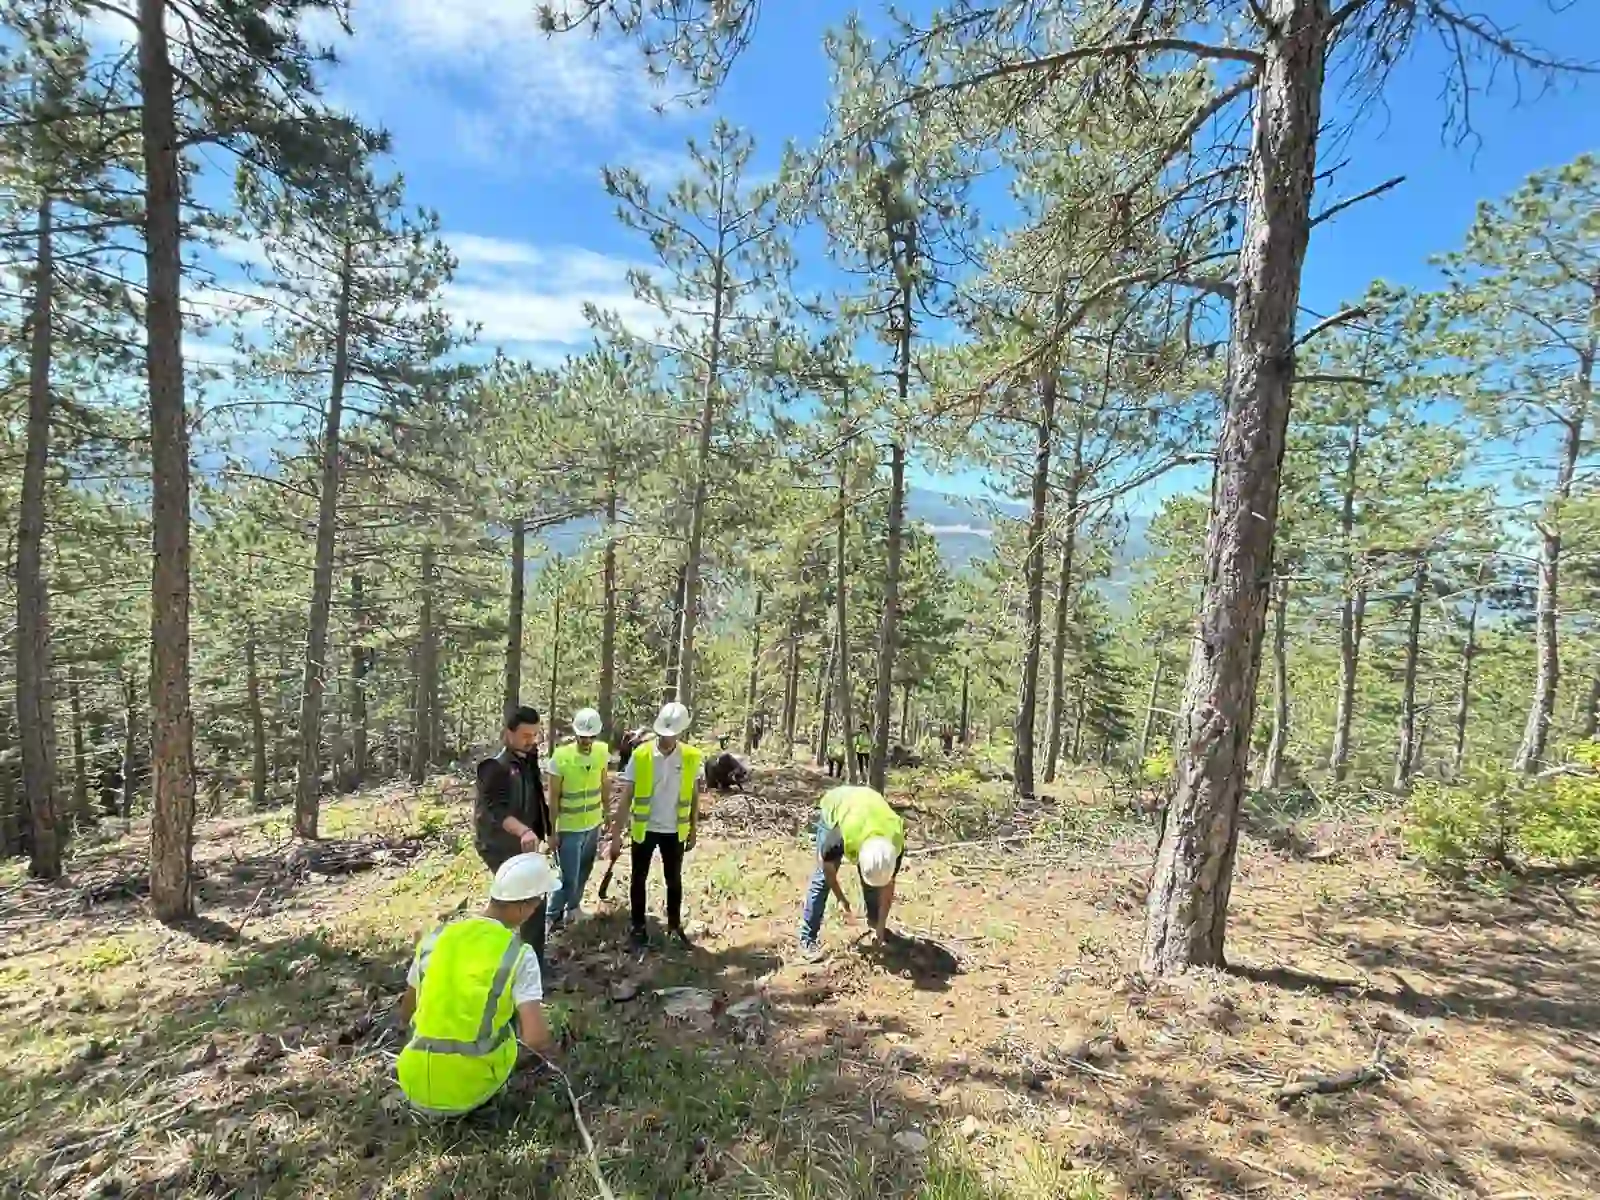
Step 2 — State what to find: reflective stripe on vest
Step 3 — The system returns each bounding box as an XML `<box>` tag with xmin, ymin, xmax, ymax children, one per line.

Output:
<box><xmin>397</xmin><ymin>918</ymin><xmax>527</xmax><ymax>1115</ymax></box>
<box><xmin>552</xmin><ymin>741</ymin><xmax>608</xmax><ymax>832</ymax></box>
<box><xmin>630</xmin><ymin>741</ymin><xmax>700</xmax><ymax>843</ymax></box>
<box><xmin>820</xmin><ymin>785</ymin><xmax>905</xmax><ymax>860</ymax></box>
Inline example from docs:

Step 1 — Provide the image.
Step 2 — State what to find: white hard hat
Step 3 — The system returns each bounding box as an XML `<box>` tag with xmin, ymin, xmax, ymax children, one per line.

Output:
<box><xmin>858</xmin><ymin>836</ymin><xmax>898</xmax><ymax>889</ymax></box>
<box><xmin>572</xmin><ymin>708</ymin><xmax>603</xmax><ymax>738</ymax></box>
<box><xmin>653</xmin><ymin>701</ymin><xmax>691</xmax><ymax>738</ymax></box>
<box><xmin>490</xmin><ymin>853</ymin><xmax>560</xmax><ymax>901</ymax></box>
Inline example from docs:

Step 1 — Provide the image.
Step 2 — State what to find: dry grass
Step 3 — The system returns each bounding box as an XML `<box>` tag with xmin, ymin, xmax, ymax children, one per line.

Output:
<box><xmin>1</xmin><ymin>764</ymin><xmax>1597</xmax><ymax>1199</ymax></box>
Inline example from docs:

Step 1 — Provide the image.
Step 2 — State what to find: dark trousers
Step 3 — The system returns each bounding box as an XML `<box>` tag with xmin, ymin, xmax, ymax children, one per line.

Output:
<box><xmin>856</xmin><ymin>752</ymin><xmax>870</xmax><ymax>776</ymax></box>
<box><xmin>826</xmin><ymin>756</ymin><xmax>843</xmax><ymax>778</ymax></box>
<box><xmin>630</xmin><ymin>831</ymin><xmax>684</xmax><ymax>932</ymax></box>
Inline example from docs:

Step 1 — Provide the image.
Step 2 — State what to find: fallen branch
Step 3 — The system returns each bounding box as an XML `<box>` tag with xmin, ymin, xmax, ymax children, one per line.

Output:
<box><xmin>233</xmin><ymin>887</ymin><xmax>268</xmax><ymax>940</ymax></box>
<box><xmin>545</xmin><ymin>1061</ymin><xmax>617</xmax><ymax>1200</ymax></box>
<box><xmin>1274</xmin><ymin>1062</ymin><xmax>1387</xmax><ymax>1107</ymax></box>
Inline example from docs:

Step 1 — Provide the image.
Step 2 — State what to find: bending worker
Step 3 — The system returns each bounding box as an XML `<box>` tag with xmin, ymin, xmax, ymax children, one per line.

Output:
<box><xmin>546</xmin><ymin>707</ymin><xmax>609</xmax><ymax>934</ymax></box>
<box><xmin>798</xmin><ymin>784</ymin><xmax>905</xmax><ymax>957</ymax></box>
<box><xmin>475</xmin><ymin>706</ymin><xmax>551</xmax><ymax>970</ymax></box>
<box><xmin>396</xmin><ymin>853</ymin><xmax>558</xmax><ymax>1118</ymax></box>
<box><xmin>605</xmin><ymin>701</ymin><xmax>703</xmax><ymax>949</ymax></box>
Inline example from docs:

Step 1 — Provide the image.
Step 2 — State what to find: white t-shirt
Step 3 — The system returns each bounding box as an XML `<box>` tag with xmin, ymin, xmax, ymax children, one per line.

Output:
<box><xmin>408</xmin><ymin>919</ymin><xmax>543</xmax><ymax>1006</ymax></box>
<box><xmin>622</xmin><ymin>741</ymin><xmax>704</xmax><ymax>835</ymax></box>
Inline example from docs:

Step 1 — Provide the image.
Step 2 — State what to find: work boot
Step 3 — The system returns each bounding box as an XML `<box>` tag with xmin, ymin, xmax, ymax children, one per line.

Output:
<box><xmin>668</xmin><ymin>926</ymin><xmax>694</xmax><ymax>950</ymax></box>
<box><xmin>629</xmin><ymin>926</ymin><xmax>650</xmax><ymax>950</ymax></box>
<box><xmin>797</xmin><ymin>939</ymin><xmax>825</xmax><ymax>963</ymax></box>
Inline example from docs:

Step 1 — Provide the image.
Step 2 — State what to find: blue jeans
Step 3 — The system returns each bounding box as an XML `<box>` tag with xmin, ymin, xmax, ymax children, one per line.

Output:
<box><xmin>548</xmin><ymin>825</ymin><xmax>601</xmax><ymax>926</ymax></box>
<box><xmin>798</xmin><ymin>816</ymin><xmax>886</xmax><ymax>946</ymax></box>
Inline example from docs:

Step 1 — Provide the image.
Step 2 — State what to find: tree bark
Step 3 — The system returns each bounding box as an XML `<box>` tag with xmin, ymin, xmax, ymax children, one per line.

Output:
<box><xmin>1329</xmin><ymin>412</ymin><xmax>1365</xmax><ymax>781</ymax></box>
<box><xmin>1513</xmin><ymin>339</ymin><xmax>1590</xmax><ymax>770</ymax></box>
<box><xmin>142</xmin><ymin>0</ymin><xmax>197</xmax><ymax>921</ymax></box>
<box><xmin>1044</xmin><ymin>422</ymin><xmax>1085</xmax><ymax>784</ymax></box>
<box><xmin>1071</xmin><ymin>681</ymin><xmax>1087</xmax><ymax>762</ymax></box>
<box><xmin>871</xmin><ymin>438</ymin><xmax>906</xmax><ymax>793</ymax></box>
<box><xmin>245</xmin><ymin>629</ymin><xmax>268</xmax><ymax>808</ymax></box>
<box><xmin>1257</xmin><ymin>573</ymin><xmax>1291</xmax><ymax>789</ymax></box>
<box><xmin>1394</xmin><ymin>554</ymin><xmax>1428</xmax><ymax>790</ymax></box>
<box><xmin>410</xmin><ymin>546</ymin><xmax>438</xmax><ymax>783</ymax></box>
<box><xmin>1012</xmin><ymin>362</ymin><xmax>1059</xmax><ymax>800</ymax></box>
<box><xmin>18</xmin><ymin>191</ymin><xmax>60</xmax><ymax>879</ymax></box>
<box><xmin>834</xmin><ymin>448</ymin><xmax>857</xmax><ymax>783</ymax></box>
<box><xmin>1451</xmin><ymin>562</ymin><xmax>1487</xmax><ymax>775</ymax></box>
<box><xmin>504</xmin><ymin>514</ymin><xmax>527</xmax><ymax>720</ymax></box>
<box><xmin>293</xmin><ymin>245</ymin><xmax>352</xmax><ymax>838</ymax></box>
<box><xmin>1141</xmin><ymin>0</ymin><xmax>1329</xmax><ymax>977</ymax></box>
<box><xmin>70</xmin><ymin>675</ymin><xmax>90</xmax><ymax>823</ymax></box>
<box><xmin>816</xmin><ymin>629</ymin><xmax>836</xmax><ymax>767</ymax></box>
<box><xmin>598</xmin><ymin>472</ymin><xmax>618</xmax><ymax>737</ymax></box>
<box><xmin>742</xmin><ymin>590</ymin><xmax>763</xmax><ymax>750</ymax></box>
<box><xmin>1136</xmin><ymin>655</ymin><xmax>1165</xmax><ymax>764</ymax></box>
<box><xmin>1576</xmin><ymin>665</ymin><xmax>1600</xmax><ymax>741</ymax></box>
<box><xmin>547</xmin><ymin>557</ymin><xmax>563</xmax><ymax>756</ymax></box>
<box><xmin>676</xmin><ymin>249</ymin><xmax>727</xmax><ymax>713</ymax></box>
<box><xmin>664</xmin><ymin>561</ymin><xmax>687</xmax><ymax>703</ymax></box>
<box><xmin>781</xmin><ymin>610</ymin><xmax>801</xmax><ymax>755</ymax></box>
<box><xmin>348</xmin><ymin>572</ymin><xmax>367</xmax><ymax>789</ymax></box>
<box><xmin>900</xmin><ymin>681</ymin><xmax>912</xmax><ymax>744</ymax></box>
<box><xmin>120</xmin><ymin>667</ymin><xmax>140</xmax><ymax>820</ymax></box>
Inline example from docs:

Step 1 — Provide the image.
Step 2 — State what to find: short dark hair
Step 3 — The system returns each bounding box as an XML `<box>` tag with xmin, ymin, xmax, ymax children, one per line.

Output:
<box><xmin>506</xmin><ymin>706</ymin><xmax>541</xmax><ymax>731</ymax></box>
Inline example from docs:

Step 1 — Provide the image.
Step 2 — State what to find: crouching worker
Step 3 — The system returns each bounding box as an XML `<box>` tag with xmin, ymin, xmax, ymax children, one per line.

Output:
<box><xmin>798</xmin><ymin>785</ymin><xmax>905</xmax><ymax>957</ymax></box>
<box><xmin>397</xmin><ymin>854</ymin><xmax>559</xmax><ymax>1118</ymax></box>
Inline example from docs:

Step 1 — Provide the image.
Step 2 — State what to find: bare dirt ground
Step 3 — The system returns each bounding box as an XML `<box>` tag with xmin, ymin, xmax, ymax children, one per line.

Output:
<box><xmin>2</xmin><ymin>762</ymin><xmax>1597</xmax><ymax>1199</ymax></box>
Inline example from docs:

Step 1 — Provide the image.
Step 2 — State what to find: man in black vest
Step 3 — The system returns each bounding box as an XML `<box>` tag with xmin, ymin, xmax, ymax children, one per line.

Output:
<box><xmin>475</xmin><ymin>706</ymin><xmax>552</xmax><ymax>969</ymax></box>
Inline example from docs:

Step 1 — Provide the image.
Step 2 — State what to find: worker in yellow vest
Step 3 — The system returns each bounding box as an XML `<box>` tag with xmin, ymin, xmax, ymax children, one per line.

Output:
<box><xmin>604</xmin><ymin>701</ymin><xmax>704</xmax><ymax>949</ymax></box>
<box><xmin>546</xmin><ymin>707</ymin><xmax>609</xmax><ymax>934</ymax></box>
<box><xmin>396</xmin><ymin>853</ymin><xmax>558</xmax><ymax>1118</ymax></box>
<box><xmin>797</xmin><ymin>784</ymin><xmax>905</xmax><ymax>958</ymax></box>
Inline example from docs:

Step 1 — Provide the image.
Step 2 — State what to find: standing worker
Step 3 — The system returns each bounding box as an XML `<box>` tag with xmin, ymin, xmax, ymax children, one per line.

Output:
<box><xmin>546</xmin><ymin>707</ymin><xmax>609</xmax><ymax>934</ymax></box>
<box><xmin>395</xmin><ymin>853</ymin><xmax>558</xmax><ymax>1118</ymax></box>
<box><xmin>852</xmin><ymin>722</ymin><xmax>871</xmax><ymax>779</ymax></box>
<box><xmin>604</xmin><ymin>701</ymin><xmax>704</xmax><ymax>949</ymax></box>
<box><xmin>475</xmin><ymin>706</ymin><xmax>552</xmax><ymax>971</ymax></box>
<box><xmin>797</xmin><ymin>784</ymin><xmax>905</xmax><ymax>957</ymax></box>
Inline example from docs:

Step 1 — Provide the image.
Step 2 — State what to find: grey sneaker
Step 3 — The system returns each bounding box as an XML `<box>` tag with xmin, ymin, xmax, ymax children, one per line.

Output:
<box><xmin>798</xmin><ymin>940</ymin><xmax>825</xmax><ymax>963</ymax></box>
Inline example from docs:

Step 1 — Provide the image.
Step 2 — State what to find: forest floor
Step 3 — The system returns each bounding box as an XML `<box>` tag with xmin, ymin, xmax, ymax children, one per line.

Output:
<box><xmin>2</xmin><ymin>761</ymin><xmax>1599</xmax><ymax>1200</ymax></box>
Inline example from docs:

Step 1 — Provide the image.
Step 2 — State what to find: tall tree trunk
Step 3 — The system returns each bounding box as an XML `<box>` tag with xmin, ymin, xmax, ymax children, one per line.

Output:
<box><xmin>664</xmin><ymin>562</ymin><xmax>687</xmax><ymax>703</ymax></box>
<box><xmin>294</xmin><ymin>247</ymin><xmax>352</xmax><ymax>838</ymax></box>
<box><xmin>781</xmin><ymin>611</ymin><xmax>801</xmax><ymax>756</ymax></box>
<box><xmin>959</xmin><ymin>663</ymin><xmax>970</xmax><ymax>746</ymax></box>
<box><xmin>1394</xmin><ymin>554</ymin><xmax>1428</xmax><ymax>790</ymax></box>
<box><xmin>742</xmin><ymin>590</ymin><xmax>763</xmax><ymax>750</ymax></box>
<box><xmin>1044</xmin><ymin>423</ymin><xmax>1084</xmax><ymax>784</ymax></box>
<box><xmin>1451</xmin><ymin>563</ymin><xmax>1487</xmax><ymax>776</ymax></box>
<box><xmin>1257</xmin><ymin>573</ymin><xmax>1291</xmax><ymax>789</ymax></box>
<box><xmin>816</xmin><ymin>630</ymin><xmax>836</xmax><ymax>767</ymax></box>
<box><xmin>1012</xmin><ymin>365</ymin><xmax>1059</xmax><ymax>799</ymax></box>
<box><xmin>120</xmin><ymin>666</ymin><xmax>140</xmax><ymax>820</ymax></box>
<box><xmin>901</xmin><ymin>682</ymin><xmax>913</xmax><ymax>744</ymax></box>
<box><xmin>142</xmin><ymin>0</ymin><xmax>197</xmax><ymax>921</ymax></box>
<box><xmin>410</xmin><ymin>546</ymin><xmax>438</xmax><ymax>783</ymax></box>
<box><xmin>244</xmin><ymin>630</ymin><xmax>268</xmax><ymax>807</ymax></box>
<box><xmin>676</xmin><ymin>255</ymin><xmax>727</xmax><ymax>713</ymax></box>
<box><xmin>1581</xmin><ymin>665</ymin><xmax>1600</xmax><ymax>742</ymax></box>
<box><xmin>870</xmin><ymin>438</ymin><xmax>906</xmax><ymax>793</ymax></box>
<box><xmin>69</xmin><ymin>675</ymin><xmax>89</xmax><ymax>824</ymax></box>
<box><xmin>1514</xmin><ymin>344</ymin><xmax>1590</xmax><ymax>770</ymax></box>
<box><xmin>547</xmin><ymin>557</ymin><xmax>563</xmax><ymax>756</ymax></box>
<box><xmin>1142</xmin><ymin>0</ymin><xmax>1329</xmax><ymax>977</ymax></box>
<box><xmin>1071</xmin><ymin>681</ymin><xmax>1086</xmax><ymax>762</ymax></box>
<box><xmin>1137</xmin><ymin>655</ymin><xmax>1165</xmax><ymax>764</ymax></box>
<box><xmin>833</xmin><ymin>448</ymin><xmax>857</xmax><ymax>782</ymax></box>
<box><xmin>504</xmin><ymin>514</ymin><xmax>526</xmax><ymax>720</ymax></box>
<box><xmin>18</xmin><ymin>191</ymin><xmax>59</xmax><ymax>879</ymax></box>
<box><xmin>598</xmin><ymin>473</ymin><xmax>618</xmax><ymax>736</ymax></box>
<box><xmin>349</xmin><ymin>572</ymin><xmax>367</xmax><ymax>788</ymax></box>
<box><xmin>1329</xmin><ymin>412</ymin><xmax>1365</xmax><ymax>780</ymax></box>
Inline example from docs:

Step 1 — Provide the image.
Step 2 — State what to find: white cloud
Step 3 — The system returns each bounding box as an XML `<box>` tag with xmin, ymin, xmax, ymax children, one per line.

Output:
<box><xmin>442</xmin><ymin>233</ymin><xmax>661</xmax><ymax>356</ymax></box>
<box><xmin>329</xmin><ymin>0</ymin><xmax>674</xmax><ymax>167</ymax></box>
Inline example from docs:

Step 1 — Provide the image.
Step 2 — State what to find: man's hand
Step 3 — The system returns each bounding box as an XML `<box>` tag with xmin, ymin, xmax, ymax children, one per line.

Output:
<box><xmin>604</xmin><ymin>837</ymin><xmax>621</xmax><ymax>861</ymax></box>
<box><xmin>519</xmin><ymin>828</ymin><xmax>542</xmax><ymax>853</ymax></box>
<box><xmin>550</xmin><ymin>832</ymin><xmax>562</xmax><ymax>854</ymax></box>
<box><xmin>837</xmin><ymin>898</ymin><xmax>854</xmax><ymax>920</ymax></box>
<box><xmin>684</xmin><ymin>828</ymin><xmax>697</xmax><ymax>852</ymax></box>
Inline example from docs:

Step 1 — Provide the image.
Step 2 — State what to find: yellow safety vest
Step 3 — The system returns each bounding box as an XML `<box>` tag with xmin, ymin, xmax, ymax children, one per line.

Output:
<box><xmin>397</xmin><ymin>917</ymin><xmax>528</xmax><ymax>1116</ymax></box>
<box><xmin>630</xmin><ymin>740</ymin><xmax>702</xmax><ymax>843</ymax></box>
<box><xmin>551</xmin><ymin>740</ymin><xmax>608</xmax><ymax>832</ymax></box>
<box><xmin>821</xmin><ymin>786</ymin><xmax>906</xmax><ymax>860</ymax></box>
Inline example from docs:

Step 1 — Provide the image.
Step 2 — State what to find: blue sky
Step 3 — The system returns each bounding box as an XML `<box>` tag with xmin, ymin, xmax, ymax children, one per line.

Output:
<box><xmin>239</xmin><ymin>1</ymin><xmax>1599</xmax><ymax>501</ymax></box>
